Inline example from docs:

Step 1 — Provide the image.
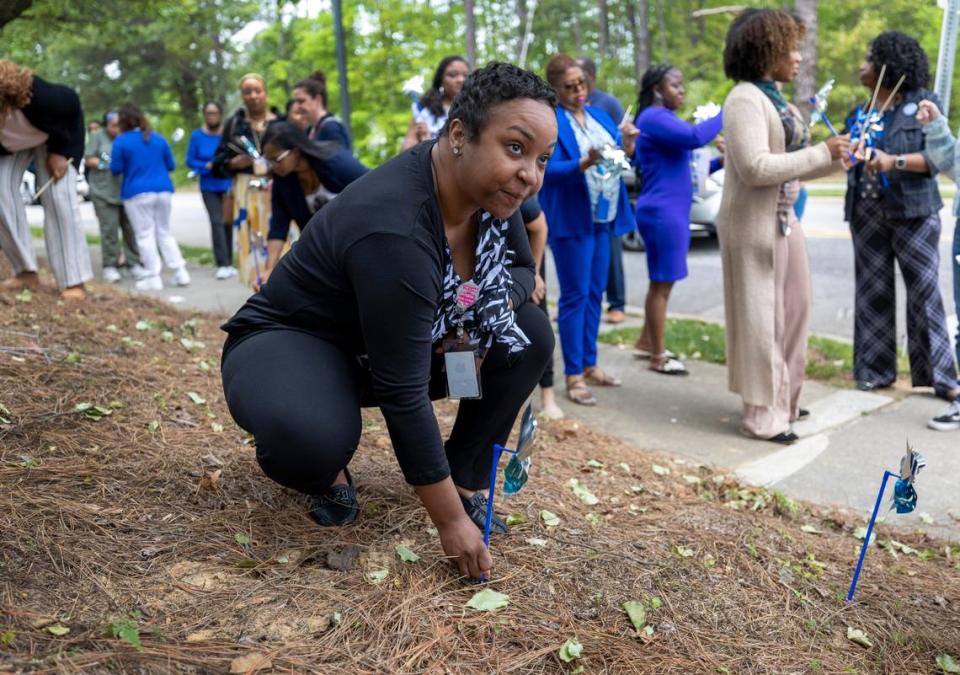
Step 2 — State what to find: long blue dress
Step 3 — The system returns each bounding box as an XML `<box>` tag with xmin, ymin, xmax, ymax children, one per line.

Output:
<box><xmin>634</xmin><ymin>106</ymin><xmax>722</xmax><ymax>282</ymax></box>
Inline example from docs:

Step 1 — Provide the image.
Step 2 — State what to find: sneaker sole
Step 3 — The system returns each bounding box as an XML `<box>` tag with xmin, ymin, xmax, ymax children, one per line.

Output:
<box><xmin>927</xmin><ymin>419</ymin><xmax>960</xmax><ymax>431</ymax></box>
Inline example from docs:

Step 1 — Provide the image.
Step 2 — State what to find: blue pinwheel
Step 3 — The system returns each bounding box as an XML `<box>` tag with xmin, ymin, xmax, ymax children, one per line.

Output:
<box><xmin>483</xmin><ymin>403</ymin><xmax>538</xmax><ymax>548</ymax></box>
<box><xmin>847</xmin><ymin>444</ymin><xmax>926</xmax><ymax>601</ymax></box>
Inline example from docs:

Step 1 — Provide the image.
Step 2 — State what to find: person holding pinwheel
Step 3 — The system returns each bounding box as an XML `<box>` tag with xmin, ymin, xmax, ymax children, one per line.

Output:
<box><xmin>842</xmin><ymin>31</ymin><xmax>958</xmax><ymax>405</ymax></box>
<box><xmin>221</xmin><ymin>63</ymin><xmax>557</xmax><ymax>580</ymax></box>
<box><xmin>717</xmin><ymin>9</ymin><xmax>849</xmax><ymax>444</ymax></box>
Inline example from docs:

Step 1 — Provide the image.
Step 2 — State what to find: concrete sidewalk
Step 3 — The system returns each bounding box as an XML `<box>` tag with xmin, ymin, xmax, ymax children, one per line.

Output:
<box><xmin>66</xmin><ymin>240</ymin><xmax>960</xmax><ymax>542</ymax></box>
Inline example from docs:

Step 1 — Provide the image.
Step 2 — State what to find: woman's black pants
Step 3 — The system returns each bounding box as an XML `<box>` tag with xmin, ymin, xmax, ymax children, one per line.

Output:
<box><xmin>221</xmin><ymin>302</ymin><xmax>554</xmax><ymax>495</ymax></box>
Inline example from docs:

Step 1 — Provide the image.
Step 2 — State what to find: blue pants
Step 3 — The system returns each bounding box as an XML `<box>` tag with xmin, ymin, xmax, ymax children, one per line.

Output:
<box><xmin>551</xmin><ymin>225</ymin><xmax>611</xmax><ymax>375</ymax></box>
<box><xmin>605</xmin><ymin>232</ymin><xmax>625</xmax><ymax>311</ymax></box>
<box><xmin>954</xmin><ymin>218</ymin><xmax>960</xmax><ymax>384</ymax></box>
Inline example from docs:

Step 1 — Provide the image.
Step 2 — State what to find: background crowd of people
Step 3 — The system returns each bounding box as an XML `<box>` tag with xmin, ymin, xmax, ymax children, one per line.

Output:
<box><xmin>1</xmin><ymin>9</ymin><xmax>959</xmax><ymax>436</ymax></box>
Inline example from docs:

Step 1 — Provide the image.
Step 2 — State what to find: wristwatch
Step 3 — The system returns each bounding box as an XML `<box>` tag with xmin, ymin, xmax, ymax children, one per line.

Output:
<box><xmin>895</xmin><ymin>154</ymin><xmax>907</xmax><ymax>170</ymax></box>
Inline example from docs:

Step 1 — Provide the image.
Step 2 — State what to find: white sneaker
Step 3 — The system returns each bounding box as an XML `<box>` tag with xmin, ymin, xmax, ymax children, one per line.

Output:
<box><xmin>135</xmin><ymin>275</ymin><xmax>163</xmax><ymax>291</ymax></box>
<box><xmin>168</xmin><ymin>267</ymin><xmax>191</xmax><ymax>287</ymax></box>
<box><xmin>102</xmin><ymin>266</ymin><xmax>121</xmax><ymax>283</ymax></box>
<box><xmin>215</xmin><ymin>266</ymin><xmax>237</xmax><ymax>280</ymax></box>
<box><xmin>928</xmin><ymin>401</ymin><xmax>960</xmax><ymax>431</ymax></box>
<box><xmin>129</xmin><ymin>264</ymin><xmax>150</xmax><ymax>280</ymax></box>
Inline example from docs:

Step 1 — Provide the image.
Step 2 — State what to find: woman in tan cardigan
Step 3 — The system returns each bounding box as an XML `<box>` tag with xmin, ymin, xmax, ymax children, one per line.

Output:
<box><xmin>717</xmin><ymin>9</ymin><xmax>849</xmax><ymax>443</ymax></box>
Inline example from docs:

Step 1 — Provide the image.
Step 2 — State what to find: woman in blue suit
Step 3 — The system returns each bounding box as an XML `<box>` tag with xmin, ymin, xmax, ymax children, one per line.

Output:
<box><xmin>540</xmin><ymin>54</ymin><xmax>638</xmax><ymax>406</ymax></box>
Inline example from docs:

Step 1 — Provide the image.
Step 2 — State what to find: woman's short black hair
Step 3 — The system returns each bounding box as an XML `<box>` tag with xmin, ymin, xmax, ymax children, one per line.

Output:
<box><xmin>723</xmin><ymin>9</ymin><xmax>805</xmax><ymax>82</ymax></box>
<box><xmin>203</xmin><ymin>100</ymin><xmax>223</xmax><ymax>114</ymax></box>
<box><xmin>868</xmin><ymin>31</ymin><xmax>931</xmax><ymax>92</ymax></box>
<box><xmin>443</xmin><ymin>62</ymin><xmax>556</xmax><ymax>141</ymax></box>
<box><xmin>636</xmin><ymin>63</ymin><xmax>677</xmax><ymax>114</ymax></box>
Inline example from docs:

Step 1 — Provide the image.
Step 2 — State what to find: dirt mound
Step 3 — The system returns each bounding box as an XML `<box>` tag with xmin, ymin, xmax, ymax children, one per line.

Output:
<box><xmin>1</xmin><ymin>284</ymin><xmax>958</xmax><ymax>673</ymax></box>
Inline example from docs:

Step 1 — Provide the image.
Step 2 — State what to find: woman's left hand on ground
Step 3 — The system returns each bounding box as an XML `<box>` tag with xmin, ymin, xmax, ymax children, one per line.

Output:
<box><xmin>46</xmin><ymin>153</ymin><xmax>70</xmax><ymax>182</ymax></box>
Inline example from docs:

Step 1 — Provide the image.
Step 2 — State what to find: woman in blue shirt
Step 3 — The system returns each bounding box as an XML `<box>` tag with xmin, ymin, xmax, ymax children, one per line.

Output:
<box><xmin>540</xmin><ymin>54</ymin><xmax>638</xmax><ymax>406</ymax></box>
<box><xmin>186</xmin><ymin>101</ymin><xmax>236</xmax><ymax>279</ymax></box>
<box><xmin>633</xmin><ymin>64</ymin><xmax>723</xmax><ymax>375</ymax></box>
<box><xmin>110</xmin><ymin>103</ymin><xmax>189</xmax><ymax>291</ymax></box>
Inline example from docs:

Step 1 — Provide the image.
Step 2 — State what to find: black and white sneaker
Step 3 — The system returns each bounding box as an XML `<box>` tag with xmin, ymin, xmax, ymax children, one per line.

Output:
<box><xmin>928</xmin><ymin>401</ymin><xmax>960</xmax><ymax>431</ymax></box>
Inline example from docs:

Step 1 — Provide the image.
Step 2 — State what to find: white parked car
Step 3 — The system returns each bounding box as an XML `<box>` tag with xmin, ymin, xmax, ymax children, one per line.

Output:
<box><xmin>20</xmin><ymin>166</ymin><xmax>90</xmax><ymax>206</ymax></box>
<box><xmin>621</xmin><ymin>166</ymin><xmax>724</xmax><ymax>253</ymax></box>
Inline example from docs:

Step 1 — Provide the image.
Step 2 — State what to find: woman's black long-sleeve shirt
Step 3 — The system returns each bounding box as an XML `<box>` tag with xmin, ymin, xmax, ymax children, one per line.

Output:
<box><xmin>222</xmin><ymin>143</ymin><xmax>535</xmax><ymax>485</ymax></box>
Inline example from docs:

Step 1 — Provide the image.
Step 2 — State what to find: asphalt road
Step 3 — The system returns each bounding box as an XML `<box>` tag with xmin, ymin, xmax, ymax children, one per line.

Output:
<box><xmin>33</xmin><ymin>191</ymin><xmax>959</xmax><ymax>344</ymax></box>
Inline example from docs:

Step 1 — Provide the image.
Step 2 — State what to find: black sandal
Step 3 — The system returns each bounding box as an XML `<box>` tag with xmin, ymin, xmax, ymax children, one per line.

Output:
<box><xmin>460</xmin><ymin>492</ymin><xmax>509</xmax><ymax>534</ymax></box>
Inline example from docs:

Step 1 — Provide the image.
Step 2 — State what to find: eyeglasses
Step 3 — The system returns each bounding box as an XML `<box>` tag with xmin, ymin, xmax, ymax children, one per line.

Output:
<box><xmin>267</xmin><ymin>149</ymin><xmax>292</xmax><ymax>165</ymax></box>
<box><xmin>563</xmin><ymin>79</ymin><xmax>587</xmax><ymax>92</ymax></box>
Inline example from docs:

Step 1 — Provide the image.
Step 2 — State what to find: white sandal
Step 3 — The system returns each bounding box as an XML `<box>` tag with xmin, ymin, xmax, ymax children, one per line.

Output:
<box><xmin>649</xmin><ymin>353</ymin><xmax>688</xmax><ymax>376</ymax></box>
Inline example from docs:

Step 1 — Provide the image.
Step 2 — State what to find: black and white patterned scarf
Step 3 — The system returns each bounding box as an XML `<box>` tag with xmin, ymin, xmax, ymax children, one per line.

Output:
<box><xmin>431</xmin><ymin>210</ymin><xmax>530</xmax><ymax>355</ymax></box>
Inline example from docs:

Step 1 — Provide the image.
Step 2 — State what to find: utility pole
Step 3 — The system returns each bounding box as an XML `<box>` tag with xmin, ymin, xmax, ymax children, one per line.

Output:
<box><xmin>332</xmin><ymin>0</ymin><xmax>352</xmax><ymax>137</ymax></box>
<box><xmin>935</xmin><ymin>0</ymin><xmax>960</xmax><ymax>117</ymax></box>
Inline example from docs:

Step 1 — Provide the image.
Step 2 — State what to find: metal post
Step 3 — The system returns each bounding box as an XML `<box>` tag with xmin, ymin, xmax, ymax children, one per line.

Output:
<box><xmin>331</xmin><ymin>0</ymin><xmax>352</xmax><ymax>137</ymax></box>
<box><xmin>935</xmin><ymin>0</ymin><xmax>960</xmax><ymax>117</ymax></box>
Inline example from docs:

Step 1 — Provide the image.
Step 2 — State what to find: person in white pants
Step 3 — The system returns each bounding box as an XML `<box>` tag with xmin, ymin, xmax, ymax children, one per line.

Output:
<box><xmin>0</xmin><ymin>61</ymin><xmax>92</xmax><ymax>300</ymax></box>
<box><xmin>110</xmin><ymin>103</ymin><xmax>189</xmax><ymax>291</ymax></box>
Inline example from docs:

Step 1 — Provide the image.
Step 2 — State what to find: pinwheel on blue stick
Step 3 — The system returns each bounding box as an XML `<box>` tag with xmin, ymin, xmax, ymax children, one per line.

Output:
<box><xmin>482</xmin><ymin>403</ymin><xmax>538</xmax><ymax>552</ymax></box>
<box><xmin>847</xmin><ymin>444</ymin><xmax>926</xmax><ymax>601</ymax></box>
<box><xmin>809</xmin><ymin>79</ymin><xmax>840</xmax><ymax>136</ymax></box>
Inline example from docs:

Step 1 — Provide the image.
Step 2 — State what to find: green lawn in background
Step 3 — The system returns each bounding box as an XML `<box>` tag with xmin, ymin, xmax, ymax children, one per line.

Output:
<box><xmin>599</xmin><ymin>319</ymin><xmax>910</xmax><ymax>387</ymax></box>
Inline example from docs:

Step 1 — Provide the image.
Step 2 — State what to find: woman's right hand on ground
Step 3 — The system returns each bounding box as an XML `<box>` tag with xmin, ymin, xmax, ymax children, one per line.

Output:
<box><xmin>824</xmin><ymin>134</ymin><xmax>852</xmax><ymax>160</ymax></box>
<box><xmin>229</xmin><ymin>154</ymin><xmax>253</xmax><ymax>171</ymax></box>
<box><xmin>916</xmin><ymin>100</ymin><xmax>941</xmax><ymax>125</ymax></box>
<box><xmin>438</xmin><ymin>515</ymin><xmax>492</xmax><ymax>579</ymax></box>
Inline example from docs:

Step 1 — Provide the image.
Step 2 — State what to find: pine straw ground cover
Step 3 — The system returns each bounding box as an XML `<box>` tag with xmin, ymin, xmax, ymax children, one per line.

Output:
<box><xmin>1</xmin><ymin>284</ymin><xmax>959</xmax><ymax>674</ymax></box>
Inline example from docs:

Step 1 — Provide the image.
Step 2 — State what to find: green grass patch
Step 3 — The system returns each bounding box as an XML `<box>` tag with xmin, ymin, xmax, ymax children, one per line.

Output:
<box><xmin>31</xmin><ymin>226</ymin><xmax>216</xmax><ymax>268</ymax></box>
<box><xmin>600</xmin><ymin>318</ymin><xmax>910</xmax><ymax>387</ymax></box>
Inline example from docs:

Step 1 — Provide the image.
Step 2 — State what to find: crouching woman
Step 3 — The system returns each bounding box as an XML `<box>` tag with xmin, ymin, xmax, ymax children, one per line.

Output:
<box><xmin>220</xmin><ymin>63</ymin><xmax>558</xmax><ymax>580</ymax></box>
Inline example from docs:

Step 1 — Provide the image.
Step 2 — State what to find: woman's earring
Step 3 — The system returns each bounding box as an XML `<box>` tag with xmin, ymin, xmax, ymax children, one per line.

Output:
<box><xmin>453</xmin><ymin>146</ymin><xmax>462</xmax><ymax>156</ymax></box>
<box><xmin>439</xmin><ymin>86</ymin><xmax>445</xmax><ymax>98</ymax></box>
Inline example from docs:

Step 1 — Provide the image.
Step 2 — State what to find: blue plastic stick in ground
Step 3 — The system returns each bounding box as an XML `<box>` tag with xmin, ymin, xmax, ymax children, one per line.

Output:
<box><xmin>847</xmin><ymin>470</ymin><xmax>899</xmax><ymax>601</ymax></box>
<box><xmin>483</xmin><ymin>444</ymin><xmax>507</xmax><ymax>549</ymax></box>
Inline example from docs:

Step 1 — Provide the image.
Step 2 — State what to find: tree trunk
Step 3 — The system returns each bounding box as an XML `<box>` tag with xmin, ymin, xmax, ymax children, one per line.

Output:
<box><xmin>794</xmin><ymin>0</ymin><xmax>817</xmax><ymax>119</ymax></box>
<box><xmin>598</xmin><ymin>0</ymin><xmax>608</xmax><ymax>56</ymax></box>
<box><xmin>0</xmin><ymin>0</ymin><xmax>32</xmax><ymax>31</ymax></box>
<box><xmin>516</xmin><ymin>0</ymin><xmax>527</xmax><ymax>60</ymax></box>
<box><xmin>626</xmin><ymin>0</ymin><xmax>650</xmax><ymax>81</ymax></box>
<box><xmin>655</xmin><ymin>0</ymin><xmax>668</xmax><ymax>61</ymax></box>
<box><xmin>465</xmin><ymin>0</ymin><xmax>477</xmax><ymax>66</ymax></box>
<box><xmin>573</xmin><ymin>13</ymin><xmax>583</xmax><ymax>54</ymax></box>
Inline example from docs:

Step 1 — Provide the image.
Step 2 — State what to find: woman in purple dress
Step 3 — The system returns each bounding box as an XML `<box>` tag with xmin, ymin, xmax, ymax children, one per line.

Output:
<box><xmin>633</xmin><ymin>64</ymin><xmax>723</xmax><ymax>375</ymax></box>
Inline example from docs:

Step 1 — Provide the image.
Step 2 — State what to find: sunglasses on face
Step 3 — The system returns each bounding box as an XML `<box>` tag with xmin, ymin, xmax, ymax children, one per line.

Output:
<box><xmin>267</xmin><ymin>149</ymin><xmax>292</xmax><ymax>165</ymax></box>
<box><xmin>563</xmin><ymin>79</ymin><xmax>586</xmax><ymax>92</ymax></box>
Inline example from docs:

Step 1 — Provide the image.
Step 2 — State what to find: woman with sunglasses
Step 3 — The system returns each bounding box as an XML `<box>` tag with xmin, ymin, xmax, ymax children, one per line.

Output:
<box><xmin>258</xmin><ymin>122</ymin><xmax>368</xmax><ymax>288</ymax></box>
<box><xmin>540</xmin><ymin>53</ymin><xmax>638</xmax><ymax>406</ymax></box>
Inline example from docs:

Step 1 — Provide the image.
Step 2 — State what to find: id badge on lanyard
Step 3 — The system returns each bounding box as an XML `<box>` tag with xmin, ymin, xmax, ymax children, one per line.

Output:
<box><xmin>443</xmin><ymin>280</ymin><xmax>483</xmax><ymax>399</ymax></box>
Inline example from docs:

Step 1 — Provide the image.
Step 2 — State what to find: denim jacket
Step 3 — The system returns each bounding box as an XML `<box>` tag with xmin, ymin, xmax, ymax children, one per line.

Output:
<box><xmin>844</xmin><ymin>89</ymin><xmax>943</xmax><ymax>221</ymax></box>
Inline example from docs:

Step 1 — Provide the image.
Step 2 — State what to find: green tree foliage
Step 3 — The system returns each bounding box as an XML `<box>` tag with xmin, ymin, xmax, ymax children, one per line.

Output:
<box><xmin>4</xmin><ymin>0</ymin><xmax>960</xmax><ymax>167</ymax></box>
